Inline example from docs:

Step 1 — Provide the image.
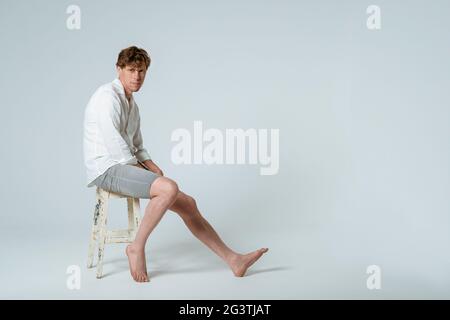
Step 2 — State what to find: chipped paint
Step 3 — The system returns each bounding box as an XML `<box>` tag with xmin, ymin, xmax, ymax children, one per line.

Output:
<box><xmin>88</xmin><ymin>187</ymin><xmax>141</xmax><ymax>279</ymax></box>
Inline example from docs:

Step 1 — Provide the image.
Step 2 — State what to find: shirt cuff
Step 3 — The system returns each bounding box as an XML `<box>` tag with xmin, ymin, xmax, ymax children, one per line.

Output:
<box><xmin>135</xmin><ymin>150</ymin><xmax>151</xmax><ymax>162</ymax></box>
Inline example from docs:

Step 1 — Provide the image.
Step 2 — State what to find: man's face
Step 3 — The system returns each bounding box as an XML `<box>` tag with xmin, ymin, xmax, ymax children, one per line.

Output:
<box><xmin>117</xmin><ymin>63</ymin><xmax>148</xmax><ymax>95</ymax></box>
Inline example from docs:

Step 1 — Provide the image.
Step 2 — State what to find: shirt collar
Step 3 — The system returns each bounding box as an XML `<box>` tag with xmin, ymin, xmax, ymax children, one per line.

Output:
<box><xmin>112</xmin><ymin>78</ymin><xmax>134</xmax><ymax>104</ymax></box>
<box><xmin>112</xmin><ymin>78</ymin><xmax>126</xmax><ymax>96</ymax></box>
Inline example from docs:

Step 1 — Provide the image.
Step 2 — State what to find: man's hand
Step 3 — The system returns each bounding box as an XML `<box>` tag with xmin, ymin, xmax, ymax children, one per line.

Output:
<box><xmin>133</xmin><ymin>162</ymin><xmax>146</xmax><ymax>170</ymax></box>
<box><xmin>142</xmin><ymin>159</ymin><xmax>164</xmax><ymax>176</ymax></box>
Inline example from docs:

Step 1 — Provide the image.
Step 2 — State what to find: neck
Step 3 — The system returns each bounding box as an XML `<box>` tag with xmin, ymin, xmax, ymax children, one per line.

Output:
<box><xmin>118</xmin><ymin>78</ymin><xmax>132</xmax><ymax>101</ymax></box>
<box><xmin>124</xmin><ymin>90</ymin><xmax>132</xmax><ymax>101</ymax></box>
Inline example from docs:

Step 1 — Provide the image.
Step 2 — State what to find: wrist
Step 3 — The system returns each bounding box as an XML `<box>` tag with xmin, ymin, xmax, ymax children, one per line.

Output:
<box><xmin>142</xmin><ymin>159</ymin><xmax>153</xmax><ymax>165</ymax></box>
<box><xmin>142</xmin><ymin>160</ymin><xmax>159</xmax><ymax>173</ymax></box>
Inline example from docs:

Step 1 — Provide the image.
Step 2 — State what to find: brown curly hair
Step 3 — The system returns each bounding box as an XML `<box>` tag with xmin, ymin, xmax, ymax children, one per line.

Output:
<box><xmin>116</xmin><ymin>46</ymin><xmax>151</xmax><ymax>70</ymax></box>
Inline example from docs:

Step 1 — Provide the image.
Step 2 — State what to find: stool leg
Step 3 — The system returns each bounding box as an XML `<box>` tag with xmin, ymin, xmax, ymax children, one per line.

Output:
<box><xmin>87</xmin><ymin>196</ymin><xmax>101</xmax><ymax>268</ymax></box>
<box><xmin>96</xmin><ymin>193</ymin><xmax>109</xmax><ymax>279</ymax></box>
<box><xmin>127</xmin><ymin>197</ymin><xmax>141</xmax><ymax>241</ymax></box>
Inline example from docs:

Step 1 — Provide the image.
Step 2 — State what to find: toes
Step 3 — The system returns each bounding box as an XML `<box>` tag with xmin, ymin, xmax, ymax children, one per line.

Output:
<box><xmin>136</xmin><ymin>273</ymin><xmax>148</xmax><ymax>282</ymax></box>
<box><xmin>131</xmin><ymin>270</ymin><xmax>150</xmax><ymax>283</ymax></box>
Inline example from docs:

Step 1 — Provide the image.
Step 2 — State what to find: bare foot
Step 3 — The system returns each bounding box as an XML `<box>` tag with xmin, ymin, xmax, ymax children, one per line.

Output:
<box><xmin>126</xmin><ymin>244</ymin><xmax>149</xmax><ymax>282</ymax></box>
<box><xmin>229</xmin><ymin>248</ymin><xmax>269</xmax><ymax>277</ymax></box>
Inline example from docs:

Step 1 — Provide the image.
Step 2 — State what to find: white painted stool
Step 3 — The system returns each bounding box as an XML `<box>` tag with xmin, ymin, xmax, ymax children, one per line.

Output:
<box><xmin>87</xmin><ymin>187</ymin><xmax>141</xmax><ymax>278</ymax></box>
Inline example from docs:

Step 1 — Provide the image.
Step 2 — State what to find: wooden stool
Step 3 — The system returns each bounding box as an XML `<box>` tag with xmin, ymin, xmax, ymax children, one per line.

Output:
<box><xmin>87</xmin><ymin>187</ymin><xmax>141</xmax><ymax>278</ymax></box>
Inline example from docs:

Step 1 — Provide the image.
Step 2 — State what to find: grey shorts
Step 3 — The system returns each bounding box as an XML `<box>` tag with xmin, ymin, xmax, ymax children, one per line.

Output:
<box><xmin>91</xmin><ymin>164</ymin><xmax>161</xmax><ymax>199</ymax></box>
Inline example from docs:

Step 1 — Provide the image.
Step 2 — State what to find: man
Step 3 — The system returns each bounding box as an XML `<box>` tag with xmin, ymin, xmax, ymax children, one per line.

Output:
<box><xmin>83</xmin><ymin>46</ymin><xmax>268</xmax><ymax>283</ymax></box>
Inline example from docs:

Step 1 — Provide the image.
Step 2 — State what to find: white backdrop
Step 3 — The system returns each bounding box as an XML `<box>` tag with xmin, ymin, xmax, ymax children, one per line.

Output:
<box><xmin>0</xmin><ymin>0</ymin><xmax>449</xmax><ymax>299</ymax></box>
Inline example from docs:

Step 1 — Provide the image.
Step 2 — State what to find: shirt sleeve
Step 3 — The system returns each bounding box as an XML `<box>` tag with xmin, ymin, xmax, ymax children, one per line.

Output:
<box><xmin>96</xmin><ymin>93</ymin><xmax>137</xmax><ymax>165</ymax></box>
<box><xmin>133</xmin><ymin>108</ymin><xmax>152</xmax><ymax>162</ymax></box>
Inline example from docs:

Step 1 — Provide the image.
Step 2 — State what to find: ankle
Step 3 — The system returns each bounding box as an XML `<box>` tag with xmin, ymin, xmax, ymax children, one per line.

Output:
<box><xmin>130</xmin><ymin>242</ymin><xmax>145</xmax><ymax>252</ymax></box>
<box><xmin>225</xmin><ymin>251</ymin><xmax>240</xmax><ymax>264</ymax></box>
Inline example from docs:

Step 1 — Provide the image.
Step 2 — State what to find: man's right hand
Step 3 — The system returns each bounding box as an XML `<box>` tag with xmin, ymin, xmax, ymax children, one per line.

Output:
<box><xmin>142</xmin><ymin>159</ymin><xmax>164</xmax><ymax>176</ymax></box>
<box><xmin>133</xmin><ymin>161</ymin><xmax>164</xmax><ymax>176</ymax></box>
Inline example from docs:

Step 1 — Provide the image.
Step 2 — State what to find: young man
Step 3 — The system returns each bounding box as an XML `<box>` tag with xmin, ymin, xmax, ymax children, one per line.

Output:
<box><xmin>83</xmin><ymin>46</ymin><xmax>268</xmax><ymax>282</ymax></box>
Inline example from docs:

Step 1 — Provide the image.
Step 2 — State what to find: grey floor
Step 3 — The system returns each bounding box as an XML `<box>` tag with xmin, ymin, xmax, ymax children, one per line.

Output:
<box><xmin>1</xmin><ymin>208</ymin><xmax>449</xmax><ymax>300</ymax></box>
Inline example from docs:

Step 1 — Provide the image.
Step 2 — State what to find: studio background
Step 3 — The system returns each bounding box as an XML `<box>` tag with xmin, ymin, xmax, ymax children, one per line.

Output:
<box><xmin>0</xmin><ymin>0</ymin><xmax>449</xmax><ymax>299</ymax></box>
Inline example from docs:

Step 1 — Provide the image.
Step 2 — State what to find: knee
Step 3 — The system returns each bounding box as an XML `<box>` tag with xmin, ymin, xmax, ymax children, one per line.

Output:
<box><xmin>152</xmin><ymin>177</ymin><xmax>179</xmax><ymax>201</ymax></box>
<box><xmin>165</xmin><ymin>180</ymin><xmax>179</xmax><ymax>201</ymax></box>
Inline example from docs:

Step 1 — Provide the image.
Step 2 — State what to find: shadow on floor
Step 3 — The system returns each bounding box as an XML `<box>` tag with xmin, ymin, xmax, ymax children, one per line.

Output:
<box><xmin>93</xmin><ymin>239</ymin><xmax>285</xmax><ymax>279</ymax></box>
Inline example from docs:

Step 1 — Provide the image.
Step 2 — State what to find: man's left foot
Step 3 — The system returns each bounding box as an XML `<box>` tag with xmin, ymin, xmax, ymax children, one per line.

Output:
<box><xmin>229</xmin><ymin>248</ymin><xmax>269</xmax><ymax>277</ymax></box>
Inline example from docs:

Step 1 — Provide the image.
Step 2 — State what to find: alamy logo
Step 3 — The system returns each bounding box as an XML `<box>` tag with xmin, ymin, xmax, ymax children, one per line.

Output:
<box><xmin>366</xmin><ymin>5</ymin><xmax>381</xmax><ymax>30</ymax></box>
<box><xmin>66</xmin><ymin>5</ymin><xmax>81</xmax><ymax>30</ymax></box>
<box><xmin>171</xmin><ymin>121</ymin><xmax>279</xmax><ymax>175</ymax></box>
<box><xmin>66</xmin><ymin>265</ymin><xmax>81</xmax><ymax>290</ymax></box>
<box><xmin>366</xmin><ymin>265</ymin><xmax>382</xmax><ymax>290</ymax></box>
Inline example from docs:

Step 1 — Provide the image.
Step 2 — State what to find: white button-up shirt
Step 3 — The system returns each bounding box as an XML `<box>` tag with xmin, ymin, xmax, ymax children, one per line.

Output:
<box><xmin>83</xmin><ymin>78</ymin><xmax>151</xmax><ymax>187</ymax></box>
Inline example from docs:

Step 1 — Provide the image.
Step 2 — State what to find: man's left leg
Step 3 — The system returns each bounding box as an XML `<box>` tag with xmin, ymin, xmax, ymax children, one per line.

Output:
<box><xmin>168</xmin><ymin>191</ymin><xmax>268</xmax><ymax>277</ymax></box>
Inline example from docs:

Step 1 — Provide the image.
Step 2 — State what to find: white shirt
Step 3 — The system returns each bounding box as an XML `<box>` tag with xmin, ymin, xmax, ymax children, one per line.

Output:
<box><xmin>83</xmin><ymin>78</ymin><xmax>151</xmax><ymax>187</ymax></box>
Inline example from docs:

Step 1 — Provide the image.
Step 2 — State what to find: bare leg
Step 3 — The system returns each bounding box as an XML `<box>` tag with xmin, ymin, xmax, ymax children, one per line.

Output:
<box><xmin>126</xmin><ymin>176</ymin><xmax>179</xmax><ymax>282</ymax></box>
<box><xmin>169</xmin><ymin>191</ymin><xmax>268</xmax><ymax>277</ymax></box>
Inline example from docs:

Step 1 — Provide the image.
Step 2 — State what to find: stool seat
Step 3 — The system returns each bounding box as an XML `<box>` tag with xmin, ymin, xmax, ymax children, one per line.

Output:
<box><xmin>87</xmin><ymin>187</ymin><xmax>141</xmax><ymax>278</ymax></box>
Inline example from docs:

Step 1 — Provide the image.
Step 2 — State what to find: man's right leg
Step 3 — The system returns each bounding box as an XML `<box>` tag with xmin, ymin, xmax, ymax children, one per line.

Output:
<box><xmin>126</xmin><ymin>176</ymin><xmax>179</xmax><ymax>282</ymax></box>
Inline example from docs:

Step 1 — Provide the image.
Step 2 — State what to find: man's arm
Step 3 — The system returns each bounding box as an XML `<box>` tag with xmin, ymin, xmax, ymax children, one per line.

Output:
<box><xmin>132</xmin><ymin>109</ymin><xmax>164</xmax><ymax>176</ymax></box>
<box><xmin>97</xmin><ymin>94</ymin><xmax>137</xmax><ymax>165</ymax></box>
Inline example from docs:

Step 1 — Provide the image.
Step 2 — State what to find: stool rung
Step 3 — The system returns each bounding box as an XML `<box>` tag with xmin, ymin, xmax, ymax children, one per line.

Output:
<box><xmin>106</xmin><ymin>229</ymin><xmax>136</xmax><ymax>243</ymax></box>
